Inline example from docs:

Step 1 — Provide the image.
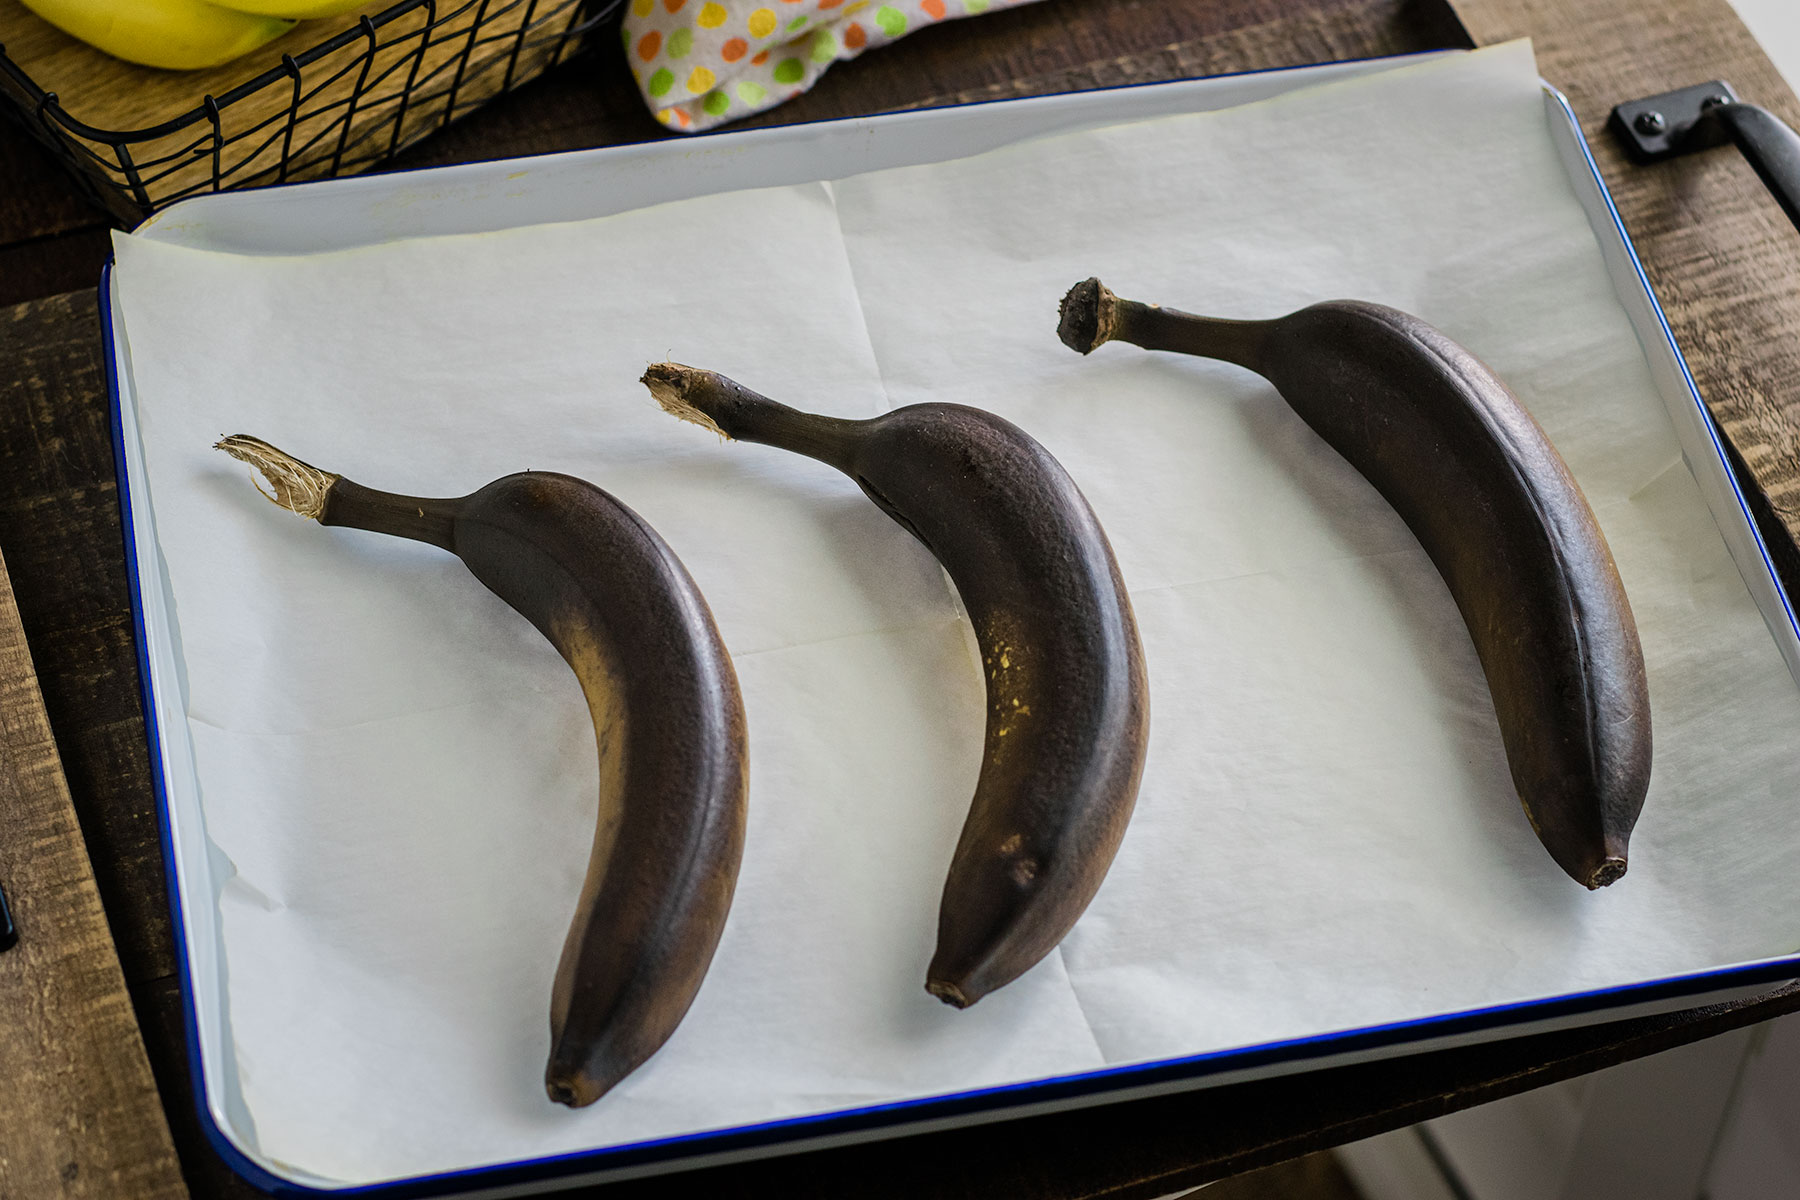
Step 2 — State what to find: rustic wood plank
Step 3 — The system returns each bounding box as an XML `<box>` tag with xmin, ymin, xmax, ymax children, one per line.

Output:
<box><xmin>0</xmin><ymin>290</ymin><xmax>176</xmax><ymax>989</ymax></box>
<box><xmin>0</xmin><ymin>109</ymin><xmax>103</xmax><ymax>241</ymax></box>
<box><xmin>1449</xmin><ymin>0</ymin><xmax>1800</xmax><ymax>580</ymax></box>
<box><xmin>0</xmin><ymin>537</ymin><xmax>187</xmax><ymax>1198</ymax></box>
<box><xmin>0</xmin><ymin>224</ymin><xmax>112</xmax><ymax>307</ymax></box>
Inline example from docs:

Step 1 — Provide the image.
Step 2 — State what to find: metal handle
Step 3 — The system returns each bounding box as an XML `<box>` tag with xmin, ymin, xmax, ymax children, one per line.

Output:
<box><xmin>1708</xmin><ymin>100</ymin><xmax>1800</xmax><ymax>231</ymax></box>
<box><xmin>1611</xmin><ymin>82</ymin><xmax>1800</xmax><ymax>234</ymax></box>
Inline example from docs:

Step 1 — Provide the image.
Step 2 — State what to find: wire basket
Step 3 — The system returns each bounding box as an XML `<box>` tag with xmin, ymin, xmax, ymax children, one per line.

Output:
<box><xmin>0</xmin><ymin>0</ymin><xmax>622</xmax><ymax>224</ymax></box>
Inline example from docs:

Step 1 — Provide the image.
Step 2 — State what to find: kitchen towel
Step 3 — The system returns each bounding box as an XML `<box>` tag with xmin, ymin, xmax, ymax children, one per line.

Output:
<box><xmin>621</xmin><ymin>0</ymin><xmax>1043</xmax><ymax>130</ymax></box>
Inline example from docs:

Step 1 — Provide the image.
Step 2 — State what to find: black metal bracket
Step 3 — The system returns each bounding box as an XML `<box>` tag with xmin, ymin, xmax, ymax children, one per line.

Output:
<box><xmin>1611</xmin><ymin>81</ymin><xmax>1741</xmax><ymax>160</ymax></box>
<box><xmin>0</xmin><ymin>879</ymin><xmax>15</xmax><ymax>952</ymax></box>
<box><xmin>1611</xmin><ymin>81</ymin><xmax>1800</xmax><ymax>233</ymax></box>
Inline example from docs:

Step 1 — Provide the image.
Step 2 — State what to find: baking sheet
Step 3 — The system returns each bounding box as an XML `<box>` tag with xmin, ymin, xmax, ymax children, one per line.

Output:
<box><xmin>109</xmin><ymin>41</ymin><xmax>1800</xmax><ymax>1188</ymax></box>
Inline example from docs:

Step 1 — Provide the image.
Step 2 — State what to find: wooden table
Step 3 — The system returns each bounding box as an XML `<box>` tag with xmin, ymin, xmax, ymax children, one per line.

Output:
<box><xmin>6</xmin><ymin>0</ymin><xmax>1800</xmax><ymax>1195</ymax></box>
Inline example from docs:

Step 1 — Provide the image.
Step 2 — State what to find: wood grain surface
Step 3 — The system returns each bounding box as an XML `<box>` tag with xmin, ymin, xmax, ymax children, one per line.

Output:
<box><xmin>5</xmin><ymin>0</ymin><xmax>1800</xmax><ymax>1197</ymax></box>
<box><xmin>1450</xmin><ymin>0</ymin><xmax>1800</xmax><ymax>588</ymax></box>
<box><xmin>0</xmin><ymin>527</ymin><xmax>185</xmax><ymax>1192</ymax></box>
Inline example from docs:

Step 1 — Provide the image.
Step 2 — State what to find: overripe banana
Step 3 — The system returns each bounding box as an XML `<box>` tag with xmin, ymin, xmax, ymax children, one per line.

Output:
<box><xmin>641</xmin><ymin>364</ymin><xmax>1148</xmax><ymax>1008</ymax></box>
<box><xmin>216</xmin><ymin>436</ymin><xmax>748</xmax><ymax>1107</ymax></box>
<box><xmin>1057</xmin><ymin>278</ymin><xmax>1651</xmax><ymax>889</ymax></box>
<box><xmin>21</xmin><ymin>0</ymin><xmax>293</xmax><ymax>70</ymax></box>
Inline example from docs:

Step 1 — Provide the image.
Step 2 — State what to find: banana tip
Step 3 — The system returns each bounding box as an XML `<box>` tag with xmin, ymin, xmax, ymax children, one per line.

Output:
<box><xmin>1586</xmin><ymin>857</ymin><xmax>1628</xmax><ymax>889</ymax></box>
<box><xmin>1057</xmin><ymin>277</ymin><xmax>1116</xmax><ymax>355</ymax></box>
<box><xmin>926</xmin><ymin>979</ymin><xmax>977</xmax><ymax>1009</ymax></box>
<box><xmin>544</xmin><ymin>1072</ymin><xmax>603</xmax><ymax>1108</ymax></box>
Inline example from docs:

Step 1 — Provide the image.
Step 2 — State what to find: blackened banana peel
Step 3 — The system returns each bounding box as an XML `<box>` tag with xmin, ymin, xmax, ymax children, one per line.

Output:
<box><xmin>217</xmin><ymin>435</ymin><xmax>748</xmax><ymax>1107</ymax></box>
<box><xmin>1058</xmin><ymin>277</ymin><xmax>1651</xmax><ymax>889</ymax></box>
<box><xmin>643</xmin><ymin>364</ymin><xmax>1148</xmax><ymax>1007</ymax></box>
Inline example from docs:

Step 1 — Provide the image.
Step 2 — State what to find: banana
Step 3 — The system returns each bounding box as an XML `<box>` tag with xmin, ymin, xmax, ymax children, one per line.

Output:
<box><xmin>21</xmin><ymin>0</ymin><xmax>293</xmax><ymax>70</ymax></box>
<box><xmin>641</xmin><ymin>364</ymin><xmax>1148</xmax><ymax>1008</ymax></box>
<box><xmin>1057</xmin><ymin>278</ymin><xmax>1651</xmax><ymax>889</ymax></box>
<box><xmin>216</xmin><ymin>436</ymin><xmax>748</xmax><ymax>1107</ymax></box>
<box><xmin>209</xmin><ymin>1</ymin><xmax>370</xmax><ymax>18</ymax></box>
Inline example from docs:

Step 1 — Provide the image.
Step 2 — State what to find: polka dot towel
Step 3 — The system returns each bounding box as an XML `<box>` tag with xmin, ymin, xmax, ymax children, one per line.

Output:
<box><xmin>620</xmin><ymin>0</ymin><xmax>1043</xmax><ymax>132</ymax></box>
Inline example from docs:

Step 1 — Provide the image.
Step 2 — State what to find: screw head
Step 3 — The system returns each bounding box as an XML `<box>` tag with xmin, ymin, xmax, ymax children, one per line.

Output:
<box><xmin>1703</xmin><ymin>93</ymin><xmax>1731</xmax><ymax>110</ymax></box>
<box><xmin>1634</xmin><ymin>110</ymin><xmax>1667</xmax><ymax>135</ymax></box>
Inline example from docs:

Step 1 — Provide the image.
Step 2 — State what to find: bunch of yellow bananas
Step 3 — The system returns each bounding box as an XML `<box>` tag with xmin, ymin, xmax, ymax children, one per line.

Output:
<box><xmin>20</xmin><ymin>0</ymin><xmax>373</xmax><ymax>70</ymax></box>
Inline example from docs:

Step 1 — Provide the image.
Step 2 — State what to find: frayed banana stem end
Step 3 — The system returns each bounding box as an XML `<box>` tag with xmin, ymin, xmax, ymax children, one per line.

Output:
<box><xmin>1057</xmin><ymin>277</ymin><xmax>1120</xmax><ymax>355</ymax></box>
<box><xmin>642</xmin><ymin>363</ymin><xmax>731</xmax><ymax>440</ymax></box>
<box><xmin>642</xmin><ymin>363</ymin><xmax>858</xmax><ymax>469</ymax></box>
<box><xmin>215</xmin><ymin>434</ymin><xmax>338</xmax><ymax>520</ymax></box>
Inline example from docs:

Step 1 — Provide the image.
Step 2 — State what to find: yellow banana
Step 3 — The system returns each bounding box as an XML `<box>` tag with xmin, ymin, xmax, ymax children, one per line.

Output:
<box><xmin>20</xmin><ymin>0</ymin><xmax>292</xmax><ymax>70</ymax></box>
<box><xmin>209</xmin><ymin>0</ymin><xmax>370</xmax><ymax>18</ymax></box>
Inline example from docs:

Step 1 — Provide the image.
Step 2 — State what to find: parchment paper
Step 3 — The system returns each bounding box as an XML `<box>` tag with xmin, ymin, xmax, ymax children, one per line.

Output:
<box><xmin>111</xmin><ymin>41</ymin><xmax>1800</xmax><ymax>1186</ymax></box>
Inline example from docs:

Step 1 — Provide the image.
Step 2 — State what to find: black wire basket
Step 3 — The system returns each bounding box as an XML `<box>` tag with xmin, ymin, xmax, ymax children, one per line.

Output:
<box><xmin>0</xmin><ymin>0</ymin><xmax>622</xmax><ymax>224</ymax></box>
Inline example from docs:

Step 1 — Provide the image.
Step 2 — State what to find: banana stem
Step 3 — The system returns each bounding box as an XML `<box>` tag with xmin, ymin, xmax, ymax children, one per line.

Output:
<box><xmin>1057</xmin><ymin>277</ymin><xmax>1270</xmax><ymax>370</ymax></box>
<box><xmin>216</xmin><ymin>434</ymin><xmax>459</xmax><ymax>551</ymax></box>
<box><xmin>642</xmin><ymin>363</ymin><xmax>859</xmax><ymax>471</ymax></box>
<box><xmin>217</xmin><ymin>435</ymin><xmax>337</xmax><ymax>518</ymax></box>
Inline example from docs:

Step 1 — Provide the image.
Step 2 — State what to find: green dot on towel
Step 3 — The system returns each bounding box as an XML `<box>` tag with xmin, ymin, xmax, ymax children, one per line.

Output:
<box><xmin>773</xmin><ymin>56</ymin><xmax>804</xmax><ymax>84</ymax></box>
<box><xmin>648</xmin><ymin>67</ymin><xmax>674</xmax><ymax>96</ymax></box>
<box><xmin>703</xmin><ymin>90</ymin><xmax>730</xmax><ymax>117</ymax></box>
<box><xmin>810</xmin><ymin>29</ymin><xmax>837</xmax><ymax>63</ymax></box>
<box><xmin>736</xmin><ymin>80</ymin><xmax>767</xmax><ymax>103</ymax></box>
<box><xmin>875</xmin><ymin>5</ymin><xmax>906</xmax><ymax>36</ymax></box>
<box><xmin>667</xmin><ymin>26</ymin><xmax>693</xmax><ymax>58</ymax></box>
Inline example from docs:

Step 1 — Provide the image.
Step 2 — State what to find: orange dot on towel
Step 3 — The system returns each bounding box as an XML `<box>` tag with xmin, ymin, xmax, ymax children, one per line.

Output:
<box><xmin>843</xmin><ymin>21</ymin><xmax>866</xmax><ymax>48</ymax></box>
<box><xmin>752</xmin><ymin>48</ymin><xmax>771</xmax><ymax>64</ymax></box>
<box><xmin>819</xmin><ymin>0</ymin><xmax>843</xmax><ymax>8</ymax></box>
<box><xmin>922</xmin><ymin>0</ymin><xmax>945</xmax><ymax>16</ymax></box>
<box><xmin>636</xmin><ymin>30</ymin><xmax>661</xmax><ymax>60</ymax></box>
<box><xmin>663</xmin><ymin>0</ymin><xmax>685</xmax><ymax>10</ymax></box>
<box><xmin>721</xmin><ymin>37</ymin><xmax>748</xmax><ymax>61</ymax></box>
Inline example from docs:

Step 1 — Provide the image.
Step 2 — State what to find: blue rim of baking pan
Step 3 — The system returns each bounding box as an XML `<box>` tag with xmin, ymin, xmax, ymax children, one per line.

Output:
<box><xmin>99</xmin><ymin>59</ymin><xmax>1800</xmax><ymax>1199</ymax></box>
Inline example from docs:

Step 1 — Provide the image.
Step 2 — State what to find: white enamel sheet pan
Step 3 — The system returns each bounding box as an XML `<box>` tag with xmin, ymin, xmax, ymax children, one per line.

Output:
<box><xmin>103</xmin><ymin>46</ymin><xmax>1800</xmax><ymax>1197</ymax></box>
